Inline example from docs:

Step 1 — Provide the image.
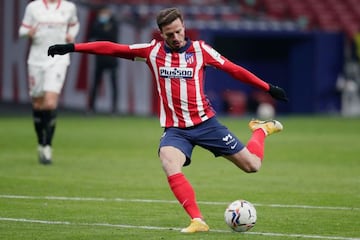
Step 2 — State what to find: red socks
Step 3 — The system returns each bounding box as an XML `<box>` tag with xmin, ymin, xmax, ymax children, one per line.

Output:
<box><xmin>166</xmin><ymin>130</ymin><xmax>266</xmax><ymax>219</ymax></box>
<box><xmin>246</xmin><ymin>128</ymin><xmax>266</xmax><ymax>160</ymax></box>
<box><xmin>167</xmin><ymin>173</ymin><xmax>203</xmax><ymax>219</ymax></box>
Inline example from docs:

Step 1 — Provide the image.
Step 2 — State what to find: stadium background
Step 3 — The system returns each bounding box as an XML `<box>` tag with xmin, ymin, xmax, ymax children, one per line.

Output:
<box><xmin>1</xmin><ymin>0</ymin><xmax>360</xmax><ymax>116</ymax></box>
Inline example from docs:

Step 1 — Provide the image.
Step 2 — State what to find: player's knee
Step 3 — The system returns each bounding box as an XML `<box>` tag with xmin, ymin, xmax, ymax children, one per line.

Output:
<box><xmin>159</xmin><ymin>147</ymin><xmax>185</xmax><ymax>176</ymax></box>
<box><xmin>229</xmin><ymin>152</ymin><xmax>261</xmax><ymax>173</ymax></box>
<box><xmin>32</xmin><ymin>97</ymin><xmax>43</xmax><ymax>109</ymax></box>
<box><xmin>238</xmin><ymin>157</ymin><xmax>261</xmax><ymax>173</ymax></box>
<box><xmin>159</xmin><ymin>147</ymin><xmax>170</xmax><ymax>162</ymax></box>
<box><xmin>243</xmin><ymin>163</ymin><xmax>260</xmax><ymax>173</ymax></box>
<box><xmin>249</xmin><ymin>159</ymin><xmax>262</xmax><ymax>173</ymax></box>
<box><xmin>159</xmin><ymin>149</ymin><xmax>176</xmax><ymax>169</ymax></box>
<box><xmin>43</xmin><ymin>100</ymin><xmax>58</xmax><ymax>110</ymax></box>
<box><xmin>32</xmin><ymin>102</ymin><xmax>42</xmax><ymax>110</ymax></box>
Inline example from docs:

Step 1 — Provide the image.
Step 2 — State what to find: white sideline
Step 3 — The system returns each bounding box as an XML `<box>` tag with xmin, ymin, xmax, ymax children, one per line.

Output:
<box><xmin>0</xmin><ymin>217</ymin><xmax>359</xmax><ymax>240</ymax></box>
<box><xmin>0</xmin><ymin>194</ymin><xmax>358</xmax><ymax>211</ymax></box>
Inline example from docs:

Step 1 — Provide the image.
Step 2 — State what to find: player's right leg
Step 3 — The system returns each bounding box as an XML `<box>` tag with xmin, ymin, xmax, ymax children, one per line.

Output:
<box><xmin>32</xmin><ymin>97</ymin><xmax>52</xmax><ymax>165</ymax></box>
<box><xmin>28</xmin><ymin>66</ymin><xmax>48</xmax><ymax>164</ymax></box>
<box><xmin>181</xmin><ymin>218</ymin><xmax>209</xmax><ymax>233</ymax></box>
<box><xmin>159</xmin><ymin>129</ymin><xmax>209</xmax><ymax>233</ymax></box>
<box><xmin>160</xmin><ymin>146</ymin><xmax>209</xmax><ymax>233</ymax></box>
<box><xmin>32</xmin><ymin>98</ymin><xmax>52</xmax><ymax>164</ymax></box>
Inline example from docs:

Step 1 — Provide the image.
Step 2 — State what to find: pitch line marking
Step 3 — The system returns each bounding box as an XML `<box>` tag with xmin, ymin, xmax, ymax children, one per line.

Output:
<box><xmin>0</xmin><ymin>194</ymin><xmax>358</xmax><ymax>211</ymax></box>
<box><xmin>0</xmin><ymin>217</ymin><xmax>359</xmax><ymax>240</ymax></box>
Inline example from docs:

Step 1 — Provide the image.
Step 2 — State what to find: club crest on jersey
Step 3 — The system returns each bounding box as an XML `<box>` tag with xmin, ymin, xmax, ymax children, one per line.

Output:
<box><xmin>185</xmin><ymin>53</ymin><xmax>194</xmax><ymax>64</ymax></box>
<box><xmin>159</xmin><ymin>67</ymin><xmax>194</xmax><ymax>79</ymax></box>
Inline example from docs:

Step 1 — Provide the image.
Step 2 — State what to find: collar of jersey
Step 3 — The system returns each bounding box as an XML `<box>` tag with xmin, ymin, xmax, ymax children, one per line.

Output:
<box><xmin>164</xmin><ymin>38</ymin><xmax>191</xmax><ymax>53</ymax></box>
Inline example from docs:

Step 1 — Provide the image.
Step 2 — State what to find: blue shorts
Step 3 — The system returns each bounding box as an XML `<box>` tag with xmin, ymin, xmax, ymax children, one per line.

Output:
<box><xmin>159</xmin><ymin>117</ymin><xmax>244</xmax><ymax>166</ymax></box>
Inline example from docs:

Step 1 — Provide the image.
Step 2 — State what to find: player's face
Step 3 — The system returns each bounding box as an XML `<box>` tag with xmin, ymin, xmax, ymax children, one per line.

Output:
<box><xmin>160</xmin><ymin>18</ymin><xmax>186</xmax><ymax>51</ymax></box>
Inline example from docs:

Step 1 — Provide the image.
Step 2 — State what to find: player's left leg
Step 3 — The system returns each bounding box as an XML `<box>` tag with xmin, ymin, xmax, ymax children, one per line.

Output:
<box><xmin>40</xmin><ymin>64</ymin><xmax>67</xmax><ymax>164</ymax></box>
<box><xmin>193</xmin><ymin>117</ymin><xmax>267</xmax><ymax>173</ymax></box>
<box><xmin>225</xmin><ymin>119</ymin><xmax>283</xmax><ymax>172</ymax></box>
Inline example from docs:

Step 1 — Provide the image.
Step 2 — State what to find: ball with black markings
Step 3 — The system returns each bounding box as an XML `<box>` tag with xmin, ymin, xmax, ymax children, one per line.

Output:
<box><xmin>224</xmin><ymin>199</ymin><xmax>257</xmax><ymax>232</ymax></box>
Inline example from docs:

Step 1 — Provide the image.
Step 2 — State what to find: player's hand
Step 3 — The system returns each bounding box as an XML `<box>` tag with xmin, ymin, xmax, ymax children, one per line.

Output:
<box><xmin>268</xmin><ymin>83</ymin><xmax>288</xmax><ymax>102</ymax></box>
<box><xmin>48</xmin><ymin>43</ymin><xmax>74</xmax><ymax>57</ymax></box>
<box><xmin>28</xmin><ymin>26</ymin><xmax>37</xmax><ymax>39</ymax></box>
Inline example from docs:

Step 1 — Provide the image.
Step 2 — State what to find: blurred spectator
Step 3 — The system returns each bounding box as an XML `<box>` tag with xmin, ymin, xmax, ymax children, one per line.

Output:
<box><xmin>88</xmin><ymin>5</ymin><xmax>119</xmax><ymax>114</ymax></box>
<box><xmin>336</xmin><ymin>61</ymin><xmax>360</xmax><ymax>116</ymax></box>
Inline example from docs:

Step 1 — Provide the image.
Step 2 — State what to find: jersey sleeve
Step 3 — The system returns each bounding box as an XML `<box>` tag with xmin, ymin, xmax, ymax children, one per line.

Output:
<box><xmin>18</xmin><ymin>3</ymin><xmax>35</xmax><ymax>37</ymax></box>
<box><xmin>67</xmin><ymin>3</ymin><xmax>79</xmax><ymax>39</ymax></box>
<box><xmin>74</xmin><ymin>40</ymin><xmax>154</xmax><ymax>61</ymax></box>
<box><xmin>200</xmin><ymin>41</ymin><xmax>270</xmax><ymax>91</ymax></box>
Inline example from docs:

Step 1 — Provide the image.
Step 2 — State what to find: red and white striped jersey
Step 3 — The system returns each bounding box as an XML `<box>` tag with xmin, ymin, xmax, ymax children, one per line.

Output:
<box><xmin>75</xmin><ymin>39</ymin><xmax>270</xmax><ymax>128</ymax></box>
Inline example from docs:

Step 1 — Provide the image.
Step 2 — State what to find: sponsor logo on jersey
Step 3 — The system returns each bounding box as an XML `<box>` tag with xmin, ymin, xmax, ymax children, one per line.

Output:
<box><xmin>159</xmin><ymin>67</ymin><xmax>194</xmax><ymax>78</ymax></box>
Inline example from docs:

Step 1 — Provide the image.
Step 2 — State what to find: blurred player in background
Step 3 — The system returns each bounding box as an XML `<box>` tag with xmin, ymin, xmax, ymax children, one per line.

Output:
<box><xmin>19</xmin><ymin>0</ymin><xmax>79</xmax><ymax>165</ymax></box>
<box><xmin>88</xmin><ymin>5</ymin><xmax>119</xmax><ymax>114</ymax></box>
<box><xmin>48</xmin><ymin>7</ymin><xmax>287</xmax><ymax>232</ymax></box>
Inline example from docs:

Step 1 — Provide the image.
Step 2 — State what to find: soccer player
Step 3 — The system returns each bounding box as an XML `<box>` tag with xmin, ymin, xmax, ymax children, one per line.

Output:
<box><xmin>19</xmin><ymin>0</ymin><xmax>79</xmax><ymax>164</ymax></box>
<box><xmin>48</xmin><ymin>7</ymin><xmax>287</xmax><ymax>232</ymax></box>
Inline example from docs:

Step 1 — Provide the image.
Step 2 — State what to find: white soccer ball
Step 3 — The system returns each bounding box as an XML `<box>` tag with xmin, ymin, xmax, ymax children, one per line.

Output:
<box><xmin>256</xmin><ymin>103</ymin><xmax>275</xmax><ymax>119</ymax></box>
<box><xmin>224</xmin><ymin>199</ymin><xmax>257</xmax><ymax>232</ymax></box>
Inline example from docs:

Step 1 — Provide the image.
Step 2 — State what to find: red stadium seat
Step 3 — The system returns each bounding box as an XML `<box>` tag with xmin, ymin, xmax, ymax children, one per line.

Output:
<box><xmin>316</xmin><ymin>14</ymin><xmax>342</xmax><ymax>32</ymax></box>
<box><xmin>261</xmin><ymin>0</ymin><xmax>288</xmax><ymax>20</ymax></box>
<box><xmin>287</xmin><ymin>1</ymin><xmax>314</xmax><ymax>29</ymax></box>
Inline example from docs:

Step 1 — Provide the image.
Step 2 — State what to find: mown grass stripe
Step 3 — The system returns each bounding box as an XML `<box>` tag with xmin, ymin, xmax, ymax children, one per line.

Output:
<box><xmin>0</xmin><ymin>217</ymin><xmax>359</xmax><ymax>240</ymax></box>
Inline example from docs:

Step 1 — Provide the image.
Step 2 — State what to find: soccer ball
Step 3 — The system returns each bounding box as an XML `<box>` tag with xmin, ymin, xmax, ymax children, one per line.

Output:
<box><xmin>224</xmin><ymin>199</ymin><xmax>257</xmax><ymax>232</ymax></box>
<box><xmin>256</xmin><ymin>103</ymin><xmax>275</xmax><ymax>119</ymax></box>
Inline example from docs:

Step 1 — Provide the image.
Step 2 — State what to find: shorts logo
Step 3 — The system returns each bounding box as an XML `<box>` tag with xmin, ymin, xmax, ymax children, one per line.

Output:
<box><xmin>222</xmin><ymin>134</ymin><xmax>233</xmax><ymax>142</ymax></box>
<box><xmin>159</xmin><ymin>67</ymin><xmax>193</xmax><ymax>79</ymax></box>
<box><xmin>222</xmin><ymin>133</ymin><xmax>236</xmax><ymax>147</ymax></box>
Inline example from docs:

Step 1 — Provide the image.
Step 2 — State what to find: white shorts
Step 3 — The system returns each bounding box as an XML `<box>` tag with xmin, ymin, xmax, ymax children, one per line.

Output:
<box><xmin>28</xmin><ymin>64</ymin><xmax>68</xmax><ymax>97</ymax></box>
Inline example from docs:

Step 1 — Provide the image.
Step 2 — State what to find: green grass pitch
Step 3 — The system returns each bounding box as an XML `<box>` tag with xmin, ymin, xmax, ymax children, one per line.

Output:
<box><xmin>0</xmin><ymin>114</ymin><xmax>359</xmax><ymax>240</ymax></box>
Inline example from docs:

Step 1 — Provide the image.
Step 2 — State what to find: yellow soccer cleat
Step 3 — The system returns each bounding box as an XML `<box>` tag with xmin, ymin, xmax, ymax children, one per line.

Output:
<box><xmin>180</xmin><ymin>218</ymin><xmax>209</xmax><ymax>233</ymax></box>
<box><xmin>249</xmin><ymin>119</ymin><xmax>283</xmax><ymax>136</ymax></box>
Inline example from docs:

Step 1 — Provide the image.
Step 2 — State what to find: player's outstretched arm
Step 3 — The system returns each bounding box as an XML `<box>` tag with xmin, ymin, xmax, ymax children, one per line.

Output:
<box><xmin>208</xmin><ymin>53</ymin><xmax>288</xmax><ymax>102</ymax></box>
<box><xmin>48</xmin><ymin>43</ymin><xmax>74</xmax><ymax>57</ymax></box>
<box><xmin>48</xmin><ymin>41</ymin><xmax>137</xmax><ymax>60</ymax></box>
<box><xmin>268</xmin><ymin>84</ymin><xmax>288</xmax><ymax>102</ymax></box>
